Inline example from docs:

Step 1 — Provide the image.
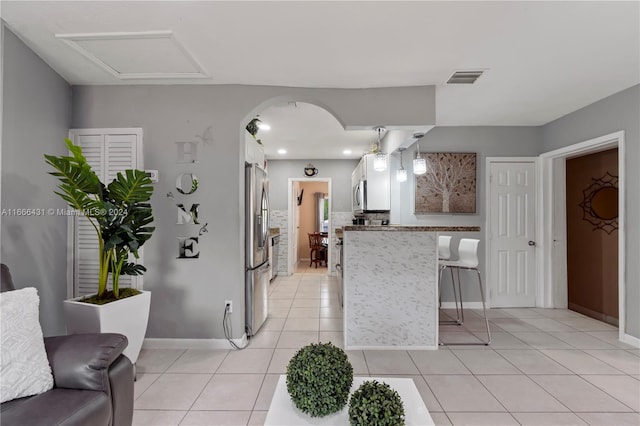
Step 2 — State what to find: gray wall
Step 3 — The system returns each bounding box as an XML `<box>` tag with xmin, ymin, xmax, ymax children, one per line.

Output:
<box><xmin>390</xmin><ymin>126</ymin><xmax>543</xmax><ymax>303</ymax></box>
<box><xmin>267</xmin><ymin>159</ymin><xmax>358</xmax><ymax>211</ymax></box>
<box><xmin>72</xmin><ymin>84</ymin><xmax>436</xmax><ymax>339</ymax></box>
<box><xmin>541</xmin><ymin>84</ymin><xmax>640</xmax><ymax>338</ymax></box>
<box><xmin>1</xmin><ymin>26</ymin><xmax>72</xmax><ymax>336</ymax></box>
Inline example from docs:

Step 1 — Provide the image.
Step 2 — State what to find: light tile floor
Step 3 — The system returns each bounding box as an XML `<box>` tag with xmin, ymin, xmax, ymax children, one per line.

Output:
<box><xmin>133</xmin><ymin>263</ymin><xmax>640</xmax><ymax>425</ymax></box>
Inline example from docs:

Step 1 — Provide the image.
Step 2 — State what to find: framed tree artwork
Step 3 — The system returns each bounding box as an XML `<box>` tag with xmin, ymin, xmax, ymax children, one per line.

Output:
<box><xmin>415</xmin><ymin>152</ymin><xmax>477</xmax><ymax>214</ymax></box>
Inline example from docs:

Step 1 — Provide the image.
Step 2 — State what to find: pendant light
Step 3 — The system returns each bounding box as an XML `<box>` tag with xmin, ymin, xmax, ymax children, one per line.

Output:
<box><xmin>373</xmin><ymin>127</ymin><xmax>387</xmax><ymax>171</ymax></box>
<box><xmin>396</xmin><ymin>148</ymin><xmax>407</xmax><ymax>182</ymax></box>
<box><xmin>413</xmin><ymin>141</ymin><xmax>427</xmax><ymax>175</ymax></box>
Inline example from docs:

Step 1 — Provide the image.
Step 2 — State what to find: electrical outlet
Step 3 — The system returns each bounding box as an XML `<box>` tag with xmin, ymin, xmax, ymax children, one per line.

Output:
<box><xmin>225</xmin><ymin>300</ymin><xmax>233</xmax><ymax>313</ymax></box>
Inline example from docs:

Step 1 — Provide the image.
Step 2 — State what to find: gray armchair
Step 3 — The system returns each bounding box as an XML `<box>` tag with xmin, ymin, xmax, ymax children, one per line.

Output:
<box><xmin>0</xmin><ymin>264</ymin><xmax>134</xmax><ymax>426</ymax></box>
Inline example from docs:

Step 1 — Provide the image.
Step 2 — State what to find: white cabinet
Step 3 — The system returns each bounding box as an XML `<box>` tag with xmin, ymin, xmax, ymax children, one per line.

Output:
<box><xmin>245</xmin><ymin>133</ymin><xmax>265</xmax><ymax>166</ymax></box>
<box><xmin>351</xmin><ymin>154</ymin><xmax>390</xmax><ymax>212</ymax></box>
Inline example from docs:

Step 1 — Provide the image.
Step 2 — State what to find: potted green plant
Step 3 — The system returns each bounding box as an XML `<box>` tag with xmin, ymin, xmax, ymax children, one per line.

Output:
<box><xmin>45</xmin><ymin>138</ymin><xmax>155</xmax><ymax>364</ymax></box>
<box><xmin>348</xmin><ymin>380</ymin><xmax>405</xmax><ymax>426</ymax></box>
<box><xmin>286</xmin><ymin>342</ymin><xmax>353</xmax><ymax>417</ymax></box>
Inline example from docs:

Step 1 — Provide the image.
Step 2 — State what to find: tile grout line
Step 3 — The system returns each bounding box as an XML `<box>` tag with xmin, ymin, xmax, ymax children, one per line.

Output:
<box><xmin>449</xmin><ymin>328</ymin><xmax>574</xmax><ymax>416</ymax></box>
<box><xmin>542</xmin><ymin>347</ymin><xmax>632</xmax><ymax>376</ymax></box>
<box><xmin>406</xmin><ymin>351</ymin><xmax>447</xmax><ymax>413</ymax></box>
<box><xmin>134</xmin><ymin>348</ymin><xmax>189</xmax><ymax>403</ymax></box>
<box><xmin>180</xmin><ymin>347</ymin><xmax>229</xmax><ymax>414</ymax></box>
<box><xmin>577</xmin><ymin>374</ymin><xmax>640</xmax><ymax>413</ymax></box>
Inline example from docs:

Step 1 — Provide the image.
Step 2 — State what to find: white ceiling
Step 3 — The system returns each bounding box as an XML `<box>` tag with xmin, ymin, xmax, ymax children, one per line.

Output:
<box><xmin>2</xmin><ymin>1</ymin><xmax>639</xmax><ymax>158</ymax></box>
<box><xmin>257</xmin><ymin>101</ymin><xmax>382</xmax><ymax>159</ymax></box>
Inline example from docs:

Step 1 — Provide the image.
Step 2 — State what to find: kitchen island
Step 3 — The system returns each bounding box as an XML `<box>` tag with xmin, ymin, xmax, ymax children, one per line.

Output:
<box><xmin>342</xmin><ymin>225</ymin><xmax>480</xmax><ymax>350</ymax></box>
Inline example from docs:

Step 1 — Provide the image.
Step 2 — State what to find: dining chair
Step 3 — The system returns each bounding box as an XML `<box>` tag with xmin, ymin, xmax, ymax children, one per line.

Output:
<box><xmin>308</xmin><ymin>233</ymin><xmax>327</xmax><ymax>268</ymax></box>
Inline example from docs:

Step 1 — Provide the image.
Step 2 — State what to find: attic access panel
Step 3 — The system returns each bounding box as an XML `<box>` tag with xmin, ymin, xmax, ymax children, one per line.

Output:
<box><xmin>56</xmin><ymin>30</ymin><xmax>208</xmax><ymax>80</ymax></box>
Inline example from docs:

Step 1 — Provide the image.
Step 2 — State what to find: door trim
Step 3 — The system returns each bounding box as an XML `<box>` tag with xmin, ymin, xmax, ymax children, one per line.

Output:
<box><xmin>287</xmin><ymin>177</ymin><xmax>332</xmax><ymax>276</ymax></box>
<box><xmin>485</xmin><ymin>157</ymin><xmax>538</xmax><ymax>308</ymax></box>
<box><xmin>538</xmin><ymin>131</ymin><xmax>626</xmax><ymax>342</ymax></box>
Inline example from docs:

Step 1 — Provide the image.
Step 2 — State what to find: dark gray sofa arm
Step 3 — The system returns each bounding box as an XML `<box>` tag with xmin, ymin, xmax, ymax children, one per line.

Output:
<box><xmin>44</xmin><ymin>333</ymin><xmax>128</xmax><ymax>391</ymax></box>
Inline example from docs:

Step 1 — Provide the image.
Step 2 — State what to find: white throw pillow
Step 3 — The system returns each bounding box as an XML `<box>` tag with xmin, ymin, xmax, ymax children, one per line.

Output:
<box><xmin>0</xmin><ymin>287</ymin><xmax>54</xmax><ymax>403</ymax></box>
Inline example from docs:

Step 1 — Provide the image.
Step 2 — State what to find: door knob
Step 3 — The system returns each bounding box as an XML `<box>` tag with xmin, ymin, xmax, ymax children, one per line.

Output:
<box><xmin>528</xmin><ymin>241</ymin><xmax>536</xmax><ymax>246</ymax></box>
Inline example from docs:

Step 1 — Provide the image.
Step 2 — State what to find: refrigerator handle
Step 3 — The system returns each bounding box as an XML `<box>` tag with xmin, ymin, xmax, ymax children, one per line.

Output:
<box><xmin>263</xmin><ymin>186</ymin><xmax>270</xmax><ymax>248</ymax></box>
<box><xmin>265</xmin><ymin>187</ymin><xmax>270</xmax><ymax>230</ymax></box>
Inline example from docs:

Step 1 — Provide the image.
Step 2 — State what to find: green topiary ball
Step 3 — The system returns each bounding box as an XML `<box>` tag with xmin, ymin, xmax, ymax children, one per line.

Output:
<box><xmin>348</xmin><ymin>380</ymin><xmax>405</xmax><ymax>426</ymax></box>
<box><xmin>286</xmin><ymin>342</ymin><xmax>354</xmax><ymax>417</ymax></box>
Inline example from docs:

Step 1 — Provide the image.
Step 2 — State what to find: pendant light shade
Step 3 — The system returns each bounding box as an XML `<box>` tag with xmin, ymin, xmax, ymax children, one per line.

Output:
<box><xmin>374</xmin><ymin>152</ymin><xmax>387</xmax><ymax>171</ymax></box>
<box><xmin>413</xmin><ymin>157</ymin><xmax>427</xmax><ymax>175</ymax></box>
<box><xmin>396</xmin><ymin>147</ymin><xmax>407</xmax><ymax>182</ymax></box>
<box><xmin>373</xmin><ymin>127</ymin><xmax>387</xmax><ymax>171</ymax></box>
<box><xmin>413</xmin><ymin>142</ymin><xmax>427</xmax><ymax>175</ymax></box>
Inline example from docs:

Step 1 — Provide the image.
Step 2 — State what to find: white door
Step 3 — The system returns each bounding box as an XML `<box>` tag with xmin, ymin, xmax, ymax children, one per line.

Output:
<box><xmin>289</xmin><ymin>181</ymin><xmax>301</xmax><ymax>272</ymax></box>
<box><xmin>489</xmin><ymin>161</ymin><xmax>537</xmax><ymax>307</ymax></box>
<box><xmin>67</xmin><ymin>128</ymin><xmax>143</xmax><ymax>297</ymax></box>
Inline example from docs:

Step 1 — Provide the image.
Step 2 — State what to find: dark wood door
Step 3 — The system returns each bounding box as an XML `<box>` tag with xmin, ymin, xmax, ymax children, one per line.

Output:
<box><xmin>566</xmin><ymin>148</ymin><xmax>618</xmax><ymax>325</ymax></box>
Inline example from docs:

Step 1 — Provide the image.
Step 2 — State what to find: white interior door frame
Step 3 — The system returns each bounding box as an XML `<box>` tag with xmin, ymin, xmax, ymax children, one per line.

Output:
<box><xmin>537</xmin><ymin>131</ymin><xmax>626</xmax><ymax>342</ymax></box>
<box><xmin>485</xmin><ymin>157</ymin><xmax>538</xmax><ymax>308</ymax></box>
<box><xmin>287</xmin><ymin>177</ymin><xmax>332</xmax><ymax>276</ymax></box>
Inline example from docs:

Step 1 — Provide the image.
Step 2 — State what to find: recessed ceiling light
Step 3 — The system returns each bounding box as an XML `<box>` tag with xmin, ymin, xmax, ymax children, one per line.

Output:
<box><xmin>343</xmin><ymin>149</ymin><xmax>352</xmax><ymax>155</ymax></box>
<box><xmin>277</xmin><ymin>149</ymin><xmax>287</xmax><ymax>155</ymax></box>
<box><xmin>257</xmin><ymin>122</ymin><xmax>271</xmax><ymax>131</ymax></box>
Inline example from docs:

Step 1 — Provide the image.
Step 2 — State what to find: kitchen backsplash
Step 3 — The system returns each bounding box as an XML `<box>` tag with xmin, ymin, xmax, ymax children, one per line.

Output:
<box><xmin>269</xmin><ymin>210</ymin><xmax>289</xmax><ymax>276</ymax></box>
<box><xmin>353</xmin><ymin>212</ymin><xmax>391</xmax><ymax>223</ymax></box>
<box><xmin>331</xmin><ymin>212</ymin><xmax>354</xmax><ymax>269</ymax></box>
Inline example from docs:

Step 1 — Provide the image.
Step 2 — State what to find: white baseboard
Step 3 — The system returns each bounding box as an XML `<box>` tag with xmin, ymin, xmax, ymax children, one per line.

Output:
<box><xmin>440</xmin><ymin>302</ymin><xmax>485</xmax><ymax>309</ymax></box>
<box><xmin>622</xmin><ymin>333</ymin><xmax>640</xmax><ymax>348</ymax></box>
<box><xmin>346</xmin><ymin>345</ymin><xmax>438</xmax><ymax>351</ymax></box>
<box><xmin>143</xmin><ymin>335</ymin><xmax>248</xmax><ymax>350</ymax></box>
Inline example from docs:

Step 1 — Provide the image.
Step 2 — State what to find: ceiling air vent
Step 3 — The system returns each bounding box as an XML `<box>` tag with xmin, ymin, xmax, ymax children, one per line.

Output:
<box><xmin>447</xmin><ymin>70</ymin><xmax>484</xmax><ymax>84</ymax></box>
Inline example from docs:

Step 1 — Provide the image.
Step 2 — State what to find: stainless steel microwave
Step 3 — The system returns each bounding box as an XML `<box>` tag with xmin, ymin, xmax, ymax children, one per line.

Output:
<box><xmin>351</xmin><ymin>154</ymin><xmax>390</xmax><ymax>213</ymax></box>
<box><xmin>352</xmin><ymin>180</ymin><xmax>365</xmax><ymax>214</ymax></box>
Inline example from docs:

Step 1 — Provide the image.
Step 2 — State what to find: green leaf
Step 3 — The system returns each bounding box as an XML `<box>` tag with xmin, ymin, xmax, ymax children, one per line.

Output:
<box><xmin>120</xmin><ymin>263</ymin><xmax>147</xmax><ymax>276</ymax></box>
<box><xmin>44</xmin><ymin>154</ymin><xmax>102</xmax><ymax>197</ymax></box>
<box><xmin>107</xmin><ymin>170</ymin><xmax>153</xmax><ymax>204</ymax></box>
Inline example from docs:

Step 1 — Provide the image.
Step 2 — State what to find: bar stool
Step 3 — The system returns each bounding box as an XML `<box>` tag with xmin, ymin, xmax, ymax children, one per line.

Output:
<box><xmin>439</xmin><ymin>238</ymin><xmax>491</xmax><ymax>345</ymax></box>
<box><xmin>438</xmin><ymin>235</ymin><xmax>462</xmax><ymax>325</ymax></box>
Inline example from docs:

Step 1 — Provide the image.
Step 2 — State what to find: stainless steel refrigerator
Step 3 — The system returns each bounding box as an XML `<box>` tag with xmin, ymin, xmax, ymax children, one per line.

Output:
<box><xmin>245</xmin><ymin>163</ymin><xmax>270</xmax><ymax>336</ymax></box>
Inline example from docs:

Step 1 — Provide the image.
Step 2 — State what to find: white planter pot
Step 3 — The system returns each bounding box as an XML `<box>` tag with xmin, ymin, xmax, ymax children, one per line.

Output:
<box><xmin>63</xmin><ymin>291</ymin><xmax>151</xmax><ymax>364</ymax></box>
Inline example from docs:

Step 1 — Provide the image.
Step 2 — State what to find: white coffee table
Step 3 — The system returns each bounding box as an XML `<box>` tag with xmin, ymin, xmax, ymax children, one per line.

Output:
<box><xmin>265</xmin><ymin>376</ymin><xmax>434</xmax><ymax>426</ymax></box>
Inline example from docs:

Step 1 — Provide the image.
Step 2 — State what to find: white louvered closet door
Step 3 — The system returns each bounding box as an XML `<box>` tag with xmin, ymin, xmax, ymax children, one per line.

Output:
<box><xmin>67</xmin><ymin>129</ymin><xmax>143</xmax><ymax>298</ymax></box>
